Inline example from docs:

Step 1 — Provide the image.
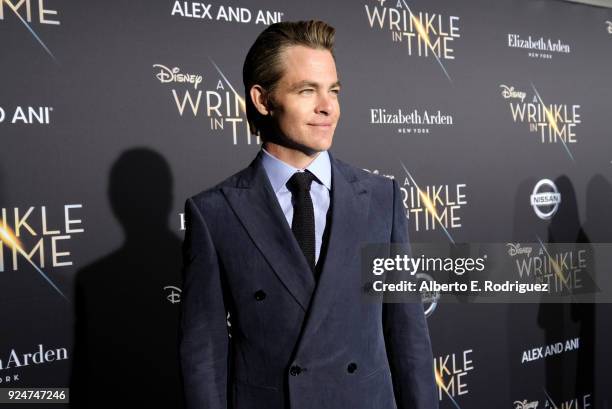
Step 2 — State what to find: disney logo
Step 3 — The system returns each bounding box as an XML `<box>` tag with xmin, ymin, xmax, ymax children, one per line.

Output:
<box><xmin>606</xmin><ymin>21</ymin><xmax>612</xmax><ymax>34</ymax></box>
<box><xmin>500</xmin><ymin>85</ymin><xmax>526</xmax><ymax>103</ymax></box>
<box><xmin>153</xmin><ymin>64</ymin><xmax>203</xmax><ymax>89</ymax></box>
<box><xmin>514</xmin><ymin>400</ymin><xmax>539</xmax><ymax>409</ymax></box>
<box><xmin>506</xmin><ymin>243</ymin><xmax>532</xmax><ymax>257</ymax></box>
<box><xmin>163</xmin><ymin>285</ymin><xmax>182</xmax><ymax>304</ymax></box>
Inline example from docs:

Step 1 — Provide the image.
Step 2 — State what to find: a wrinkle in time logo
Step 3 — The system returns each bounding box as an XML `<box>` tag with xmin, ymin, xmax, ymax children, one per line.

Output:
<box><xmin>153</xmin><ymin>62</ymin><xmax>259</xmax><ymax>145</ymax></box>
<box><xmin>0</xmin><ymin>204</ymin><xmax>85</xmax><ymax>300</ymax></box>
<box><xmin>0</xmin><ymin>0</ymin><xmax>59</xmax><ymax>24</ymax></box>
<box><xmin>362</xmin><ymin>166</ymin><xmax>467</xmax><ymax>243</ymax></box>
<box><xmin>500</xmin><ymin>84</ymin><xmax>581</xmax><ymax>161</ymax></box>
<box><xmin>434</xmin><ymin>348</ymin><xmax>474</xmax><ymax>404</ymax></box>
<box><xmin>0</xmin><ymin>0</ymin><xmax>61</xmax><ymax>62</ymax></box>
<box><xmin>400</xmin><ymin>164</ymin><xmax>466</xmax><ymax>243</ymax></box>
<box><xmin>170</xmin><ymin>1</ymin><xmax>283</xmax><ymax>25</ymax></box>
<box><xmin>514</xmin><ymin>391</ymin><xmax>591</xmax><ymax>409</ymax></box>
<box><xmin>364</xmin><ymin>0</ymin><xmax>460</xmax><ymax>81</ymax></box>
<box><xmin>363</xmin><ymin>167</ymin><xmax>449</xmax><ymax>318</ymax></box>
<box><xmin>369</xmin><ymin>107</ymin><xmax>454</xmax><ymax>134</ymax></box>
<box><xmin>508</xmin><ymin>239</ymin><xmax>586</xmax><ymax>294</ymax></box>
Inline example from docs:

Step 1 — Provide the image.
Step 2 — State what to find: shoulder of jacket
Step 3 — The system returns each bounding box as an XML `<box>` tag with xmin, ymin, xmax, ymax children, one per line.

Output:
<box><xmin>188</xmin><ymin>165</ymin><xmax>252</xmax><ymax>207</ymax></box>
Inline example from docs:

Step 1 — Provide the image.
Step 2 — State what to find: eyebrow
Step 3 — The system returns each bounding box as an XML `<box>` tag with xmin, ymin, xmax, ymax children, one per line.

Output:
<box><xmin>290</xmin><ymin>80</ymin><xmax>341</xmax><ymax>91</ymax></box>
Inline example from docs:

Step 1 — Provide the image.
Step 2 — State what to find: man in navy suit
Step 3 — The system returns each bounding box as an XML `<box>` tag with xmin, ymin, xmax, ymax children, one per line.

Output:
<box><xmin>180</xmin><ymin>20</ymin><xmax>438</xmax><ymax>409</ymax></box>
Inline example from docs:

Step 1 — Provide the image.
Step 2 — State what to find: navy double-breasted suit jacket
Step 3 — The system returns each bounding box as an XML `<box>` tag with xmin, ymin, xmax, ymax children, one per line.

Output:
<box><xmin>180</xmin><ymin>151</ymin><xmax>438</xmax><ymax>409</ymax></box>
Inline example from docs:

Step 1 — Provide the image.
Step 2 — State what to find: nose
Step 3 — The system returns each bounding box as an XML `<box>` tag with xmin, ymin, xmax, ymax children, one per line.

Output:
<box><xmin>315</xmin><ymin>91</ymin><xmax>336</xmax><ymax>116</ymax></box>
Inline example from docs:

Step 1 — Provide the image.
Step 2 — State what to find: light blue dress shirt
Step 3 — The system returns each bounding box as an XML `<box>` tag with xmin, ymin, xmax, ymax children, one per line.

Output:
<box><xmin>260</xmin><ymin>148</ymin><xmax>332</xmax><ymax>264</ymax></box>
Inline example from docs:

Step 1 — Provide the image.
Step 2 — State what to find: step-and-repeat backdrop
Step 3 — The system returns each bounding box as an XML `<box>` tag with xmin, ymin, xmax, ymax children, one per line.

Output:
<box><xmin>2</xmin><ymin>0</ymin><xmax>612</xmax><ymax>407</ymax></box>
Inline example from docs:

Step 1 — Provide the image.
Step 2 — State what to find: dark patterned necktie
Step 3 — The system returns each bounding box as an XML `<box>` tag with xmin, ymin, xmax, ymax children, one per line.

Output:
<box><xmin>286</xmin><ymin>171</ymin><xmax>316</xmax><ymax>272</ymax></box>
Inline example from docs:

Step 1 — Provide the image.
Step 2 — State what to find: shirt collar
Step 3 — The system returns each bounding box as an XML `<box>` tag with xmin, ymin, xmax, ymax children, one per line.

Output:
<box><xmin>261</xmin><ymin>147</ymin><xmax>332</xmax><ymax>193</ymax></box>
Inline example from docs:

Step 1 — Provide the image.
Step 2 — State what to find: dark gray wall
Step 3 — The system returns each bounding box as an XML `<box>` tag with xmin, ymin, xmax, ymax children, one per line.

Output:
<box><xmin>1</xmin><ymin>0</ymin><xmax>611</xmax><ymax>407</ymax></box>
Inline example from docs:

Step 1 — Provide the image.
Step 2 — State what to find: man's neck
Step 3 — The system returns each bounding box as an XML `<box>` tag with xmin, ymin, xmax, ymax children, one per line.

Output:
<box><xmin>263</xmin><ymin>142</ymin><xmax>321</xmax><ymax>170</ymax></box>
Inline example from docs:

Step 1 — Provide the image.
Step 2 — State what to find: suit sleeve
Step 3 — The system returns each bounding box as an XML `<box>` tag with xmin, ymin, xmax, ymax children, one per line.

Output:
<box><xmin>180</xmin><ymin>197</ymin><xmax>229</xmax><ymax>409</ymax></box>
<box><xmin>383</xmin><ymin>179</ymin><xmax>439</xmax><ymax>409</ymax></box>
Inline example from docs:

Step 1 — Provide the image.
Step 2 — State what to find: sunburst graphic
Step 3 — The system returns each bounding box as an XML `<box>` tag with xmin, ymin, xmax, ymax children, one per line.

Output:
<box><xmin>434</xmin><ymin>366</ymin><xmax>463</xmax><ymax>409</ymax></box>
<box><xmin>530</xmin><ymin>84</ymin><xmax>575</xmax><ymax>162</ymax></box>
<box><xmin>209</xmin><ymin>58</ymin><xmax>246</xmax><ymax>114</ymax></box>
<box><xmin>543</xmin><ymin>389</ymin><xmax>559</xmax><ymax>409</ymax></box>
<box><xmin>0</xmin><ymin>225</ymin><xmax>68</xmax><ymax>301</ymax></box>
<box><xmin>400</xmin><ymin>0</ymin><xmax>453</xmax><ymax>83</ymax></box>
<box><xmin>8</xmin><ymin>8</ymin><xmax>59</xmax><ymax>63</ymax></box>
<box><xmin>536</xmin><ymin>236</ymin><xmax>570</xmax><ymax>289</ymax></box>
<box><xmin>400</xmin><ymin>161</ymin><xmax>456</xmax><ymax>244</ymax></box>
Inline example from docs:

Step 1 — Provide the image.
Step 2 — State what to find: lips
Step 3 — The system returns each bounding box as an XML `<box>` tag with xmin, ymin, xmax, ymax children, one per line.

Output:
<box><xmin>308</xmin><ymin>123</ymin><xmax>332</xmax><ymax>127</ymax></box>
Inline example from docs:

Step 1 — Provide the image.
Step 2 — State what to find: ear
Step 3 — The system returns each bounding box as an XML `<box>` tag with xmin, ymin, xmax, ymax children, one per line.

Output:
<box><xmin>250</xmin><ymin>85</ymin><xmax>272</xmax><ymax>116</ymax></box>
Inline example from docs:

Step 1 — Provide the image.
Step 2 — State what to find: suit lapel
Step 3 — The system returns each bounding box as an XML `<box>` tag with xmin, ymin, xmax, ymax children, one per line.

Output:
<box><xmin>221</xmin><ymin>151</ymin><xmax>371</xmax><ymax>338</ymax></box>
<box><xmin>221</xmin><ymin>153</ymin><xmax>316</xmax><ymax>311</ymax></box>
<box><xmin>294</xmin><ymin>153</ymin><xmax>371</xmax><ymax>354</ymax></box>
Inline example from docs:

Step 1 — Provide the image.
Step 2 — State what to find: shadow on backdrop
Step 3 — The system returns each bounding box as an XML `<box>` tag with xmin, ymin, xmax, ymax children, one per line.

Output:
<box><xmin>538</xmin><ymin>175</ymin><xmax>589</xmax><ymax>401</ymax></box>
<box><xmin>507</xmin><ymin>176</ymin><xmax>587</xmax><ymax>403</ymax></box>
<box><xmin>581</xmin><ymin>174</ymin><xmax>612</xmax><ymax>407</ymax></box>
<box><xmin>70</xmin><ymin>148</ymin><xmax>184</xmax><ymax>408</ymax></box>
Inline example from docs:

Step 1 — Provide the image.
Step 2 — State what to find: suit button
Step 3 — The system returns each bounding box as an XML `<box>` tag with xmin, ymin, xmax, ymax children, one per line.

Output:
<box><xmin>347</xmin><ymin>362</ymin><xmax>357</xmax><ymax>374</ymax></box>
<box><xmin>254</xmin><ymin>290</ymin><xmax>266</xmax><ymax>301</ymax></box>
<box><xmin>289</xmin><ymin>365</ymin><xmax>302</xmax><ymax>376</ymax></box>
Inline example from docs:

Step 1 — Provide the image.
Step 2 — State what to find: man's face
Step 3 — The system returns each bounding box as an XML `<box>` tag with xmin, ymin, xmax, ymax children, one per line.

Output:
<box><xmin>265</xmin><ymin>45</ymin><xmax>341</xmax><ymax>154</ymax></box>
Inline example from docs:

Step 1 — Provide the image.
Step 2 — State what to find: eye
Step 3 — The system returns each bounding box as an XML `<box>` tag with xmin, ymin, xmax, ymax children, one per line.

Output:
<box><xmin>331</xmin><ymin>89</ymin><xmax>340</xmax><ymax>95</ymax></box>
<box><xmin>300</xmin><ymin>88</ymin><xmax>314</xmax><ymax>94</ymax></box>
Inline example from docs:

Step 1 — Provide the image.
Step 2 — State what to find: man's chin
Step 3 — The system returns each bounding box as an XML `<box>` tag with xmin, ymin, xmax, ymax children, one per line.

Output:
<box><xmin>265</xmin><ymin>132</ymin><xmax>333</xmax><ymax>156</ymax></box>
<box><xmin>308</xmin><ymin>133</ymin><xmax>334</xmax><ymax>152</ymax></box>
<box><xmin>284</xmin><ymin>135</ymin><xmax>333</xmax><ymax>156</ymax></box>
<box><xmin>304</xmin><ymin>140</ymin><xmax>333</xmax><ymax>155</ymax></box>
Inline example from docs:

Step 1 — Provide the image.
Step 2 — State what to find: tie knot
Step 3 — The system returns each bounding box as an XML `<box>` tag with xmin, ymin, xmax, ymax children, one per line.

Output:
<box><xmin>287</xmin><ymin>171</ymin><xmax>316</xmax><ymax>194</ymax></box>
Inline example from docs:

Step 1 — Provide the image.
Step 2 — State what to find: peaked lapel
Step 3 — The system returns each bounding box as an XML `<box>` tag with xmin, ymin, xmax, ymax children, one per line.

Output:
<box><xmin>294</xmin><ymin>152</ymin><xmax>371</xmax><ymax>355</ymax></box>
<box><xmin>221</xmin><ymin>153</ymin><xmax>316</xmax><ymax>311</ymax></box>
